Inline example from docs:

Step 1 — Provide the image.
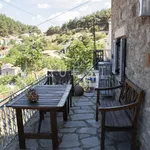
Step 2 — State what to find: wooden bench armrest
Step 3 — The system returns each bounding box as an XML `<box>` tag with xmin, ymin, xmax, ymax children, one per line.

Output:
<box><xmin>95</xmin><ymin>85</ymin><xmax>123</xmax><ymax>91</ymax></box>
<box><xmin>99</xmin><ymin>102</ymin><xmax>139</xmax><ymax>112</ymax></box>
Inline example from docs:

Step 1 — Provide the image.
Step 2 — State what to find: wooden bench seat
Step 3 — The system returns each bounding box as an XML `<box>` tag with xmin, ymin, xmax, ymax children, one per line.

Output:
<box><xmin>95</xmin><ymin>79</ymin><xmax>144</xmax><ymax>150</ymax></box>
<box><xmin>101</xmin><ymin>99</ymin><xmax>132</xmax><ymax>127</ymax></box>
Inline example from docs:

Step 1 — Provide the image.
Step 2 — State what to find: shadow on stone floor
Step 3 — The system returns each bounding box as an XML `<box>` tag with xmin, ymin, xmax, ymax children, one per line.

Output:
<box><xmin>6</xmin><ymin>95</ymin><xmax>131</xmax><ymax>150</ymax></box>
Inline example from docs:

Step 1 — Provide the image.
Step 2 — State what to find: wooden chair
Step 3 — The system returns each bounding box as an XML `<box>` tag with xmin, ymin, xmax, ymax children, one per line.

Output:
<box><xmin>46</xmin><ymin>70</ymin><xmax>74</xmax><ymax>99</ymax></box>
<box><xmin>38</xmin><ymin>70</ymin><xmax>74</xmax><ymax>132</ymax></box>
<box><xmin>95</xmin><ymin>79</ymin><xmax>144</xmax><ymax>150</ymax></box>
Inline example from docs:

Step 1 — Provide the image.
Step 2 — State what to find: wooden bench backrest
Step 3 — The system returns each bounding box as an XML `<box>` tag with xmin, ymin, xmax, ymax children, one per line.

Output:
<box><xmin>47</xmin><ymin>71</ymin><xmax>72</xmax><ymax>85</ymax></box>
<box><xmin>119</xmin><ymin>79</ymin><xmax>144</xmax><ymax>122</ymax></box>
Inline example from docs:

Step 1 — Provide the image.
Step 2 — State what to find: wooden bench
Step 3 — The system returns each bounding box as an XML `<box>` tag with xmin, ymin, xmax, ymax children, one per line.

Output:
<box><xmin>95</xmin><ymin>79</ymin><xmax>144</xmax><ymax>150</ymax></box>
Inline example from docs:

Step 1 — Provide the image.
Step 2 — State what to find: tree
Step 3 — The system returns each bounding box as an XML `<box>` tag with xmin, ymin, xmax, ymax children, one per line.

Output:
<box><xmin>3</xmin><ymin>37</ymin><xmax>44</xmax><ymax>76</ymax></box>
<box><xmin>0</xmin><ymin>21</ymin><xmax>8</xmax><ymax>36</ymax></box>
<box><xmin>46</xmin><ymin>8</ymin><xmax>111</xmax><ymax>35</ymax></box>
<box><xmin>29</xmin><ymin>26</ymin><xmax>41</xmax><ymax>34</ymax></box>
<box><xmin>0</xmin><ymin>14</ymin><xmax>41</xmax><ymax>37</ymax></box>
<box><xmin>46</xmin><ymin>26</ymin><xmax>60</xmax><ymax>35</ymax></box>
<box><xmin>15</xmin><ymin>42</ymin><xmax>43</xmax><ymax>74</ymax></box>
<box><xmin>64</xmin><ymin>35</ymin><xmax>93</xmax><ymax>73</ymax></box>
<box><xmin>42</xmin><ymin>57</ymin><xmax>66</xmax><ymax>70</ymax></box>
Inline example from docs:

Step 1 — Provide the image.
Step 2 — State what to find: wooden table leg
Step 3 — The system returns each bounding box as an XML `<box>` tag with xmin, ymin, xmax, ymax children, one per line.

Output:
<box><xmin>70</xmin><ymin>92</ymin><xmax>72</xmax><ymax>107</ymax></box>
<box><xmin>16</xmin><ymin>109</ymin><xmax>26</xmax><ymax>149</ymax></box>
<box><xmin>50</xmin><ymin>111</ymin><xmax>58</xmax><ymax>150</ymax></box>
<box><xmin>63</xmin><ymin>102</ymin><xmax>68</xmax><ymax>121</ymax></box>
<box><xmin>67</xmin><ymin>96</ymin><xmax>70</xmax><ymax>114</ymax></box>
<box><xmin>38</xmin><ymin>110</ymin><xmax>45</xmax><ymax>132</ymax></box>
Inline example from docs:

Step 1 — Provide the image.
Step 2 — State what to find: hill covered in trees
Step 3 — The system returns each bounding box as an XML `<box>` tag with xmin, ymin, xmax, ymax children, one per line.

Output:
<box><xmin>0</xmin><ymin>14</ymin><xmax>41</xmax><ymax>37</ymax></box>
<box><xmin>46</xmin><ymin>9</ymin><xmax>111</xmax><ymax>36</ymax></box>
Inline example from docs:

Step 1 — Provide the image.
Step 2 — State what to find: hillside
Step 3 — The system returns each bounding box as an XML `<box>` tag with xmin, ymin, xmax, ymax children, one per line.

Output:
<box><xmin>0</xmin><ymin>14</ymin><xmax>41</xmax><ymax>37</ymax></box>
<box><xmin>46</xmin><ymin>9</ymin><xmax>111</xmax><ymax>36</ymax></box>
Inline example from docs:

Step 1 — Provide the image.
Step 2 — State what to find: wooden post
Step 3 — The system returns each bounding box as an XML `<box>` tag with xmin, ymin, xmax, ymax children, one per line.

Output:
<box><xmin>101</xmin><ymin>112</ymin><xmax>105</xmax><ymax>150</ymax></box>
<box><xmin>93</xmin><ymin>17</ymin><xmax>96</xmax><ymax>51</ymax></box>
<box><xmin>63</xmin><ymin>102</ymin><xmax>68</xmax><ymax>121</ymax></box>
<box><xmin>96</xmin><ymin>90</ymin><xmax>100</xmax><ymax>121</ymax></box>
<box><xmin>16</xmin><ymin>109</ymin><xmax>26</xmax><ymax>149</ymax></box>
<box><xmin>50</xmin><ymin>111</ymin><xmax>58</xmax><ymax>150</ymax></box>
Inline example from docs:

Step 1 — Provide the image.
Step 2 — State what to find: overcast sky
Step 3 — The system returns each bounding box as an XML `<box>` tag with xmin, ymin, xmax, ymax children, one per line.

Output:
<box><xmin>0</xmin><ymin>0</ymin><xmax>111</xmax><ymax>32</ymax></box>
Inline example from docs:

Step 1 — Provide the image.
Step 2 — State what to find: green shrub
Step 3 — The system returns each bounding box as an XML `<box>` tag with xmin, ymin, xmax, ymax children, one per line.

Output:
<box><xmin>24</xmin><ymin>74</ymin><xmax>36</xmax><ymax>85</ymax></box>
<box><xmin>44</xmin><ymin>43</ymin><xmax>62</xmax><ymax>50</ymax></box>
<box><xmin>0</xmin><ymin>85</ymin><xmax>10</xmax><ymax>93</ymax></box>
<box><xmin>0</xmin><ymin>75</ymin><xmax>14</xmax><ymax>85</ymax></box>
<box><xmin>95</xmin><ymin>32</ymin><xmax>107</xmax><ymax>40</ymax></box>
<box><xmin>42</xmin><ymin>57</ymin><xmax>66</xmax><ymax>70</ymax></box>
<box><xmin>96</xmin><ymin>43</ymin><xmax>105</xmax><ymax>49</ymax></box>
<box><xmin>66</xmin><ymin>30</ymin><xmax>72</xmax><ymax>35</ymax></box>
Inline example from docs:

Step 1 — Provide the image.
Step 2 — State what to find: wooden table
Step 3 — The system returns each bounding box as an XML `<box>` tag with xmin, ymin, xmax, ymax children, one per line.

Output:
<box><xmin>7</xmin><ymin>85</ymin><xmax>72</xmax><ymax>150</ymax></box>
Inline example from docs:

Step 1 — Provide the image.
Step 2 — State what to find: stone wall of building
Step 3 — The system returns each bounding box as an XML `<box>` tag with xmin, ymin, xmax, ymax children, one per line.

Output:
<box><xmin>112</xmin><ymin>0</ymin><xmax>150</xmax><ymax>149</ymax></box>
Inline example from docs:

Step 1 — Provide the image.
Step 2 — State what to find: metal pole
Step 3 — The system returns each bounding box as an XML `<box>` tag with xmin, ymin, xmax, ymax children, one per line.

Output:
<box><xmin>93</xmin><ymin>17</ymin><xmax>96</xmax><ymax>50</ymax></box>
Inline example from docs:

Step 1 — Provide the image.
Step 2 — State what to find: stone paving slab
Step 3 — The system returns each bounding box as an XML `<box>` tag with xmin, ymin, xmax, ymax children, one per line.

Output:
<box><xmin>6</xmin><ymin>94</ymin><xmax>131</xmax><ymax>150</ymax></box>
<box><xmin>60</xmin><ymin>134</ymin><xmax>80</xmax><ymax>148</ymax></box>
<box><xmin>71</xmin><ymin>114</ymin><xmax>94</xmax><ymax>120</ymax></box>
<box><xmin>78</xmin><ymin>127</ymin><xmax>97</xmax><ymax>135</ymax></box>
<box><xmin>64</xmin><ymin>121</ymin><xmax>87</xmax><ymax>128</ymax></box>
<box><xmin>81</xmin><ymin>137</ymin><xmax>100</xmax><ymax>148</ymax></box>
<box><xmin>74</xmin><ymin>109</ymin><xmax>94</xmax><ymax>114</ymax></box>
<box><xmin>74</xmin><ymin>101</ymin><xmax>94</xmax><ymax>106</ymax></box>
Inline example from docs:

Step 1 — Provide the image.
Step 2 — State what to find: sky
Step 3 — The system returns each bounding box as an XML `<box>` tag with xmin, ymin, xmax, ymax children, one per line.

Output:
<box><xmin>0</xmin><ymin>0</ymin><xmax>111</xmax><ymax>32</ymax></box>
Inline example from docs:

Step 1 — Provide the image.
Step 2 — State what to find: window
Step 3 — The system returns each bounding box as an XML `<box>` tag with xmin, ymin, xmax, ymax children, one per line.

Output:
<box><xmin>139</xmin><ymin>0</ymin><xmax>150</xmax><ymax>16</ymax></box>
<box><xmin>112</xmin><ymin>38</ymin><xmax>126</xmax><ymax>82</ymax></box>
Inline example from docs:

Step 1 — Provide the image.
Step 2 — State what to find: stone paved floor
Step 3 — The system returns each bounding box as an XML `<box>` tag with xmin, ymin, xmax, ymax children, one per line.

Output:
<box><xmin>7</xmin><ymin>94</ymin><xmax>131</xmax><ymax>150</ymax></box>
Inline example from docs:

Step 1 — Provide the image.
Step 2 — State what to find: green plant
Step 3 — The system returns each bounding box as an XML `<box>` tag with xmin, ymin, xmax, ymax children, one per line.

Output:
<box><xmin>95</xmin><ymin>32</ymin><xmax>107</xmax><ymax>40</ymax></box>
<box><xmin>0</xmin><ymin>75</ymin><xmax>14</xmax><ymax>85</ymax></box>
<box><xmin>96</xmin><ymin>43</ymin><xmax>105</xmax><ymax>49</ymax></box>
<box><xmin>64</xmin><ymin>37</ymin><xmax>93</xmax><ymax>73</ymax></box>
<box><xmin>24</xmin><ymin>74</ymin><xmax>36</xmax><ymax>85</ymax></box>
<box><xmin>0</xmin><ymin>85</ymin><xmax>11</xmax><ymax>93</ymax></box>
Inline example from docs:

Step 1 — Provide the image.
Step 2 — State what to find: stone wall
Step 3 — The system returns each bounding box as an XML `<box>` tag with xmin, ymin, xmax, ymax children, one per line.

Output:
<box><xmin>112</xmin><ymin>0</ymin><xmax>150</xmax><ymax>149</ymax></box>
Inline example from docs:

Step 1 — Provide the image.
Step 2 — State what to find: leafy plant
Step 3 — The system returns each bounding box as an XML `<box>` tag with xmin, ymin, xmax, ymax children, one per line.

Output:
<box><xmin>64</xmin><ymin>35</ymin><xmax>93</xmax><ymax>73</ymax></box>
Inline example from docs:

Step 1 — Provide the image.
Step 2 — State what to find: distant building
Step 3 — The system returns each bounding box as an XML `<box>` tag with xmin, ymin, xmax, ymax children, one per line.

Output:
<box><xmin>0</xmin><ymin>38</ymin><xmax>10</xmax><ymax>46</ymax></box>
<box><xmin>1</xmin><ymin>63</ymin><xmax>21</xmax><ymax>76</ymax></box>
<box><xmin>15</xmin><ymin>39</ymin><xmax>22</xmax><ymax>44</ymax></box>
<box><xmin>30</xmin><ymin>32</ymin><xmax>39</xmax><ymax>37</ymax></box>
<box><xmin>21</xmin><ymin>33</ymin><xmax>30</xmax><ymax>37</ymax></box>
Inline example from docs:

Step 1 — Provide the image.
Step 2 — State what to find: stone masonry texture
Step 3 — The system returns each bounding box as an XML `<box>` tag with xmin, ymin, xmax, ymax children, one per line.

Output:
<box><xmin>112</xmin><ymin>0</ymin><xmax>150</xmax><ymax>149</ymax></box>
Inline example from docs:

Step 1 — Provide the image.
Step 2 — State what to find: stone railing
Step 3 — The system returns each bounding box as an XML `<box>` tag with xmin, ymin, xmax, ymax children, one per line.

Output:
<box><xmin>0</xmin><ymin>75</ymin><xmax>47</xmax><ymax>150</ymax></box>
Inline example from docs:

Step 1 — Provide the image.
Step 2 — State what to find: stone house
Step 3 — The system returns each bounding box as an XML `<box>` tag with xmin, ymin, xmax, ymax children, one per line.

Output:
<box><xmin>111</xmin><ymin>0</ymin><xmax>150</xmax><ymax>149</ymax></box>
<box><xmin>1</xmin><ymin>63</ymin><xmax>21</xmax><ymax>76</ymax></box>
<box><xmin>0</xmin><ymin>38</ymin><xmax>10</xmax><ymax>46</ymax></box>
<box><xmin>21</xmin><ymin>33</ymin><xmax>30</xmax><ymax>37</ymax></box>
<box><xmin>15</xmin><ymin>38</ymin><xmax>22</xmax><ymax>44</ymax></box>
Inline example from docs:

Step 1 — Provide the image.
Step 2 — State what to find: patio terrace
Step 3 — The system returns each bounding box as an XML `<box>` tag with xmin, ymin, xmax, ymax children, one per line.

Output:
<box><xmin>5</xmin><ymin>93</ymin><xmax>131</xmax><ymax>150</ymax></box>
<box><xmin>0</xmin><ymin>59</ymin><xmax>133</xmax><ymax>150</ymax></box>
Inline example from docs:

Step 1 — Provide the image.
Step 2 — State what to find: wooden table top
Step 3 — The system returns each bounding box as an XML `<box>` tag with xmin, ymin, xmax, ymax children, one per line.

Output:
<box><xmin>7</xmin><ymin>85</ymin><xmax>72</xmax><ymax>110</ymax></box>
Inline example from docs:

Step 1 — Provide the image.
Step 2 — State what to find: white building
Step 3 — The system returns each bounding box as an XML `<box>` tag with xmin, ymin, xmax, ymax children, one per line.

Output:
<box><xmin>21</xmin><ymin>33</ymin><xmax>30</xmax><ymax>37</ymax></box>
<box><xmin>1</xmin><ymin>63</ymin><xmax>21</xmax><ymax>76</ymax></box>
